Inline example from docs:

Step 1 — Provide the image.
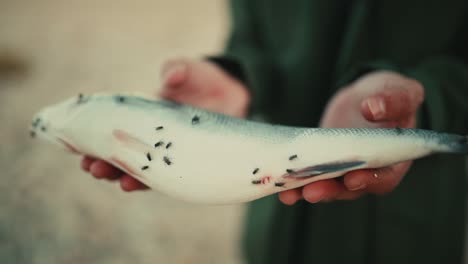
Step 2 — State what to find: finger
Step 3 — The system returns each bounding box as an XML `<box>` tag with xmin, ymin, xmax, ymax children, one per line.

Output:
<box><xmin>302</xmin><ymin>179</ymin><xmax>344</xmax><ymax>203</ymax></box>
<box><xmin>343</xmin><ymin>162</ymin><xmax>410</xmax><ymax>195</ymax></box>
<box><xmin>335</xmin><ymin>189</ymin><xmax>366</xmax><ymax>200</ymax></box>
<box><xmin>120</xmin><ymin>174</ymin><xmax>149</xmax><ymax>192</ymax></box>
<box><xmin>361</xmin><ymin>81</ymin><xmax>424</xmax><ymax>122</ymax></box>
<box><xmin>278</xmin><ymin>188</ymin><xmax>302</xmax><ymax>205</ymax></box>
<box><xmin>81</xmin><ymin>156</ymin><xmax>96</xmax><ymax>172</ymax></box>
<box><xmin>89</xmin><ymin>160</ymin><xmax>123</xmax><ymax>180</ymax></box>
<box><xmin>160</xmin><ymin>59</ymin><xmax>189</xmax><ymax>90</ymax></box>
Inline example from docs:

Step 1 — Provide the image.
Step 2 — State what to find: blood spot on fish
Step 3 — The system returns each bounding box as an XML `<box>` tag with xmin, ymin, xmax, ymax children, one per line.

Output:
<box><xmin>289</xmin><ymin>154</ymin><xmax>298</xmax><ymax>161</ymax></box>
<box><xmin>275</xmin><ymin>182</ymin><xmax>285</xmax><ymax>187</ymax></box>
<box><xmin>155</xmin><ymin>126</ymin><xmax>164</xmax><ymax>131</ymax></box>
<box><xmin>251</xmin><ymin>180</ymin><xmax>262</xmax><ymax>185</ymax></box>
<box><xmin>163</xmin><ymin>156</ymin><xmax>172</xmax><ymax>166</ymax></box>
<box><xmin>252</xmin><ymin>168</ymin><xmax>259</xmax><ymax>175</ymax></box>
<box><xmin>141</xmin><ymin>165</ymin><xmax>149</xmax><ymax>170</ymax></box>
<box><xmin>251</xmin><ymin>177</ymin><xmax>271</xmax><ymax>185</ymax></box>
<box><xmin>191</xmin><ymin>115</ymin><xmax>200</xmax><ymax>125</ymax></box>
<box><xmin>286</xmin><ymin>169</ymin><xmax>295</xmax><ymax>174</ymax></box>
<box><xmin>154</xmin><ymin>141</ymin><xmax>164</xmax><ymax>148</ymax></box>
<box><xmin>261</xmin><ymin>176</ymin><xmax>271</xmax><ymax>184</ymax></box>
<box><xmin>166</xmin><ymin>142</ymin><xmax>172</xmax><ymax>149</ymax></box>
<box><xmin>146</xmin><ymin>152</ymin><xmax>152</xmax><ymax>161</ymax></box>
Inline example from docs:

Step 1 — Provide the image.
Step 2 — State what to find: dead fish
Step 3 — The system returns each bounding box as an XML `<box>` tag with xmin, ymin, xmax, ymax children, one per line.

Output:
<box><xmin>31</xmin><ymin>93</ymin><xmax>468</xmax><ymax>204</ymax></box>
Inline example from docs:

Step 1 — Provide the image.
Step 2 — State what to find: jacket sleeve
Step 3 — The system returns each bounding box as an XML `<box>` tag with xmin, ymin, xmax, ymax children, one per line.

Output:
<box><xmin>208</xmin><ymin>0</ymin><xmax>274</xmax><ymax>118</ymax></box>
<box><xmin>407</xmin><ymin>56</ymin><xmax>468</xmax><ymax>133</ymax></box>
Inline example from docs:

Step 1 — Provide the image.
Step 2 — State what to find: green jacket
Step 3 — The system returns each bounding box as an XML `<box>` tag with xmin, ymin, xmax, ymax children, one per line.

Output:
<box><xmin>213</xmin><ymin>1</ymin><xmax>468</xmax><ymax>263</ymax></box>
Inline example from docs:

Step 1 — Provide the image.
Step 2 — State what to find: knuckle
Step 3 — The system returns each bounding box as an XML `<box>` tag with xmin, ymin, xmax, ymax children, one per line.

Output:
<box><xmin>90</xmin><ymin>171</ymin><xmax>100</xmax><ymax>178</ymax></box>
<box><xmin>304</xmin><ymin>194</ymin><xmax>321</xmax><ymax>204</ymax></box>
<box><xmin>371</xmin><ymin>179</ymin><xmax>400</xmax><ymax>195</ymax></box>
<box><xmin>161</xmin><ymin>58</ymin><xmax>186</xmax><ymax>74</ymax></box>
<box><xmin>120</xmin><ymin>181</ymin><xmax>131</xmax><ymax>192</ymax></box>
<box><xmin>407</xmin><ymin>79</ymin><xmax>425</xmax><ymax>103</ymax></box>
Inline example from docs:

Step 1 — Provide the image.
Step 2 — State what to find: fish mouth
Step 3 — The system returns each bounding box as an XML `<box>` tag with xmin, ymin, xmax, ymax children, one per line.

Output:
<box><xmin>56</xmin><ymin>137</ymin><xmax>81</xmax><ymax>154</ymax></box>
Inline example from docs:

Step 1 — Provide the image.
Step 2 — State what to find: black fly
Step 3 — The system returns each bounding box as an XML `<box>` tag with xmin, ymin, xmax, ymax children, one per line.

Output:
<box><xmin>32</xmin><ymin>117</ymin><xmax>41</xmax><ymax>128</ymax></box>
<box><xmin>116</xmin><ymin>95</ymin><xmax>125</xmax><ymax>103</ymax></box>
<box><xmin>191</xmin><ymin>115</ymin><xmax>200</xmax><ymax>125</ymax></box>
<box><xmin>395</xmin><ymin>127</ymin><xmax>403</xmax><ymax>135</ymax></box>
<box><xmin>77</xmin><ymin>93</ymin><xmax>84</xmax><ymax>103</ymax></box>
<box><xmin>163</xmin><ymin>156</ymin><xmax>172</xmax><ymax>166</ymax></box>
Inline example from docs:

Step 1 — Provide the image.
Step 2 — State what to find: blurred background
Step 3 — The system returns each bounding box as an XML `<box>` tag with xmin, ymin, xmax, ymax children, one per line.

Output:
<box><xmin>0</xmin><ymin>0</ymin><xmax>246</xmax><ymax>263</ymax></box>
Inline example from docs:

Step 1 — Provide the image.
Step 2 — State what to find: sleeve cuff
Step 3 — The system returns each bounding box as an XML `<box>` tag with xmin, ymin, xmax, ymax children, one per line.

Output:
<box><xmin>206</xmin><ymin>54</ymin><xmax>274</xmax><ymax>121</ymax></box>
<box><xmin>206</xmin><ymin>56</ymin><xmax>248</xmax><ymax>84</ymax></box>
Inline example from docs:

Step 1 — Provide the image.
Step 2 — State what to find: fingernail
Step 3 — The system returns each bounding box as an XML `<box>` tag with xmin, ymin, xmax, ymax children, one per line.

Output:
<box><xmin>367</xmin><ymin>97</ymin><xmax>385</xmax><ymax>119</ymax></box>
<box><xmin>308</xmin><ymin>197</ymin><xmax>323</xmax><ymax>203</ymax></box>
<box><xmin>304</xmin><ymin>190</ymin><xmax>324</xmax><ymax>203</ymax></box>
<box><xmin>348</xmin><ymin>183</ymin><xmax>367</xmax><ymax>191</ymax></box>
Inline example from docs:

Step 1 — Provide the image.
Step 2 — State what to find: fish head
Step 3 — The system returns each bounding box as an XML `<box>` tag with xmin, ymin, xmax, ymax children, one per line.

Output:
<box><xmin>30</xmin><ymin>94</ymin><xmax>90</xmax><ymax>153</ymax></box>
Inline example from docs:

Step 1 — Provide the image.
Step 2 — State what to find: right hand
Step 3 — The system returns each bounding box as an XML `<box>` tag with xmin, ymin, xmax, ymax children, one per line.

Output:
<box><xmin>81</xmin><ymin>58</ymin><xmax>250</xmax><ymax>191</ymax></box>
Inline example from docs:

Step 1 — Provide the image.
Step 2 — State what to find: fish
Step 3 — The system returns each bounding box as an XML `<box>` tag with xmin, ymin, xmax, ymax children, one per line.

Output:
<box><xmin>31</xmin><ymin>93</ymin><xmax>468</xmax><ymax>204</ymax></box>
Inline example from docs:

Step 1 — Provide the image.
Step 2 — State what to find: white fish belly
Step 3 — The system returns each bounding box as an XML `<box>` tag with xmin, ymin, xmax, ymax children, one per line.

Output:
<box><xmin>34</xmin><ymin>94</ymin><xmax>456</xmax><ymax>204</ymax></box>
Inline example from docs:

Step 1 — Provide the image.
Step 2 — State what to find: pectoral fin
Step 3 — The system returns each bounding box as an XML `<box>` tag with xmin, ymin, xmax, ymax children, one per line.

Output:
<box><xmin>109</xmin><ymin>129</ymin><xmax>153</xmax><ymax>180</ymax></box>
<box><xmin>113</xmin><ymin>129</ymin><xmax>152</xmax><ymax>152</ymax></box>
<box><xmin>286</xmin><ymin>161</ymin><xmax>366</xmax><ymax>178</ymax></box>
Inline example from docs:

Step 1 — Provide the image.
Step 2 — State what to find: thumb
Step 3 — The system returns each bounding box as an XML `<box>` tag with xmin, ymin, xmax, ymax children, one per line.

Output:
<box><xmin>160</xmin><ymin>59</ymin><xmax>189</xmax><ymax>89</ymax></box>
<box><xmin>361</xmin><ymin>80</ymin><xmax>424</xmax><ymax>122</ymax></box>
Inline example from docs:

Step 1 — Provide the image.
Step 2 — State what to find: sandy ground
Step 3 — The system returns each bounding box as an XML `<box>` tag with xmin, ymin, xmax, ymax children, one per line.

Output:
<box><xmin>0</xmin><ymin>1</ymin><xmax>246</xmax><ymax>263</ymax></box>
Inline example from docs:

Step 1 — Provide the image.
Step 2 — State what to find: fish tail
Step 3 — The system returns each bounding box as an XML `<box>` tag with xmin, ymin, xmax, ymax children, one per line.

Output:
<box><xmin>452</xmin><ymin>135</ymin><xmax>468</xmax><ymax>154</ymax></box>
<box><xmin>436</xmin><ymin>134</ymin><xmax>468</xmax><ymax>154</ymax></box>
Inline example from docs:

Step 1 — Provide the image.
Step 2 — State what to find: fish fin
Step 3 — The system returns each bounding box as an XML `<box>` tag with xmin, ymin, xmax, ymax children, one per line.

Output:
<box><xmin>423</xmin><ymin>131</ymin><xmax>468</xmax><ymax>154</ymax></box>
<box><xmin>113</xmin><ymin>129</ymin><xmax>152</xmax><ymax>152</ymax></box>
<box><xmin>286</xmin><ymin>161</ymin><xmax>366</xmax><ymax>178</ymax></box>
<box><xmin>447</xmin><ymin>135</ymin><xmax>468</xmax><ymax>154</ymax></box>
<box><xmin>109</xmin><ymin>129</ymin><xmax>153</xmax><ymax>180</ymax></box>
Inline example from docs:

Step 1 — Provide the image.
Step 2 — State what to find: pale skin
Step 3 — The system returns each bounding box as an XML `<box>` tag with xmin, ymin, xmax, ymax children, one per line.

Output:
<box><xmin>81</xmin><ymin>59</ymin><xmax>424</xmax><ymax>205</ymax></box>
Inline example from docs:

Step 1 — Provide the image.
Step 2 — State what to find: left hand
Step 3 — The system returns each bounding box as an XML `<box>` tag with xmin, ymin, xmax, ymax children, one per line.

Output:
<box><xmin>279</xmin><ymin>71</ymin><xmax>425</xmax><ymax>205</ymax></box>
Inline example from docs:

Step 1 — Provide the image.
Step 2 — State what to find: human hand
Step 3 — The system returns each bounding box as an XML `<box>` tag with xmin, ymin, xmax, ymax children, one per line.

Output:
<box><xmin>279</xmin><ymin>71</ymin><xmax>425</xmax><ymax>205</ymax></box>
<box><xmin>82</xmin><ymin>58</ymin><xmax>250</xmax><ymax>191</ymax></box>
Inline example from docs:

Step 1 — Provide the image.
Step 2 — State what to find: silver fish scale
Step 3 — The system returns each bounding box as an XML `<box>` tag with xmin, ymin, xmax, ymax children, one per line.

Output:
<box><xmin>94</xmin><ymin>95</ymin><xmax>462</xmax><ymax>146</ymax></box>
<box><xmin>293</xmin><ymin>127</ymin><xmax>462</xmax><ymax>148</ymax></box>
